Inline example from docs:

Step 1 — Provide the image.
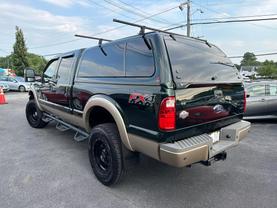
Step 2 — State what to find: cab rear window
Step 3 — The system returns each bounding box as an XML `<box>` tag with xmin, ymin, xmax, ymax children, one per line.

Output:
<box><xmin>164</xmin><ymin>36</ymin><xmax>241</xmax><ymax>86</ymax></box>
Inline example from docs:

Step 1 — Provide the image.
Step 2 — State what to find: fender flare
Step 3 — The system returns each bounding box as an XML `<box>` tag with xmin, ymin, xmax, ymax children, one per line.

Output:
<box><xmin>29</xmin><ymin>85</ymin><xmax>43</xmax><ymax>111</ymax></box>
<box><xmin>83</xmin><ymin>95</ymin><xmax>134</xmax><ymax>151</ymax></box>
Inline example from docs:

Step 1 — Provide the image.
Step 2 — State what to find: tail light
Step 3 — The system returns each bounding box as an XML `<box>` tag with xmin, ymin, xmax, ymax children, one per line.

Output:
<box><xmin>243</xmin><ymin>91</ymin><xmax>247</xmax><ymax>112</ymax></box>
<box><xmin>158</xmin><ymin>96</ymin><xmax>176</xmax><ymax>130</ymax></box>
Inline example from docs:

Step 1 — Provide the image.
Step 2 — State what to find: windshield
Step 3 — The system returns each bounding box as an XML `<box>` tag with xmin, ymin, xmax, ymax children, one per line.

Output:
<box><xmin>164</xmin><ymin>35</ymin><xmax>241</xmax><ymax>86</ymax></box>
<box><xmin>15</xmin><ymin>76</ymin><xmax>25</xmax><ymax>82</ymax></box>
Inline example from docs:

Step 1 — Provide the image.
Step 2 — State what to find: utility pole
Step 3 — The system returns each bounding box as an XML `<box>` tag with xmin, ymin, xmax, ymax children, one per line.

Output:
<box><xmin>179</xmin><ymin>1</ymin><xmax>191</xmax><ymax>37</ymax></box>
<box><xmin>187</xmin><ymin>0</ymin><xmax>191</xmax><ymax>37</ymax></box>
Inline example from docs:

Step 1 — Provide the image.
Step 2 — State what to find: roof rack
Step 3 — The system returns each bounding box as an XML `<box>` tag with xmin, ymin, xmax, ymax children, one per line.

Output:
<box><xmin>74</xmin><ymin>34</ymin><xmax>112</xmax><ymax>42</ymax></box>
<box><xmin>113</xmin><ymin>19</ymin><xmax>184</xmax><ymax>36</ymax></box>
<box><xmin>75</xmin><ymin>34</ymin><xmax>111</xmax><ymax>56</ymax></box>
<box><xmin>113</xmin><ymin>19</ymin><xmax>212</xmax><ymax>47</ymax></box>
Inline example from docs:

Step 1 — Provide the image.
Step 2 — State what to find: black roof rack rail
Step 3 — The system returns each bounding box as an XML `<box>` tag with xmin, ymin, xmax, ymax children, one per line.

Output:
<box><xmin>75</xmin><ymin>34</ymin><xmax>111</xmax><ymax>56</ymax></box>
<box><xmin>113</xmin><ymin>19</ymin><xmax>182</xmax><ymax>36</ymax></box>
<box><xmin>75</xmin><ymin>34</ymin><xmax>112</xmax><ymax>42</ymax></box>
<box><xmin>112</xmin><ymin>19</ymin><xmax>212</xmax><ymax>46</ymax></box>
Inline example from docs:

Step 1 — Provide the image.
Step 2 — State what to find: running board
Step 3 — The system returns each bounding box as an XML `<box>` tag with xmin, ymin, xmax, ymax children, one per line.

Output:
<box><xmin>44</xmin><ymin>113</ymin><xmax>89</xmax><ymax>142</ymax></box>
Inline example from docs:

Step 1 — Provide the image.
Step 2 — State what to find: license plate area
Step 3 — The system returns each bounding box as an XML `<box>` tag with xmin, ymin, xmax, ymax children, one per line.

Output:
<box><xmin>209</xmin><ymin>131</ymin><xmax>220</xmax><ymax>143</ymax></box>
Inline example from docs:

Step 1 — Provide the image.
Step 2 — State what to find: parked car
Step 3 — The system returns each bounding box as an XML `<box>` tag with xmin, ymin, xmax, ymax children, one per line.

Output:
<box><xmin>0</xmin><ymin>76</ymin><xmax>31</xmax><ymax>92</ymax></box>
<box><xmin>0</xmin><ymin>83</ymin><xmax>9</xmax><ymax>92</ymax></box>
<box><xmin>244</xmin><ymin>80</ymin><xmax>277</xmax><ymax>118</ymax></box>
<box><xmin>25</xmin><ymin>29</ymin><xmax>250</xmax><ymax>186</ymax></box>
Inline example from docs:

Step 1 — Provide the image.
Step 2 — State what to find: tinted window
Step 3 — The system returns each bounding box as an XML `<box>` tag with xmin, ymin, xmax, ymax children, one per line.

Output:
<box><xmin>44</xmin><ymin>59</ymin><xmax>58</xmax><ymax>82</ymax></box>
<box><xmin>165</xmin><ymin>36</ymin><xmax>240</xmax><ymax>85</ymax></box>
<box><xmin>78</xmin><ymin>43</ymin><xmax>124</xmax><ymax>77</ymax></box>
<box><xmin>57</xmin><ymin>56</ymin><xmax>74</xmax><ymax>85</ymax></box>
<box><xmin>269</xmin><ymin>84</ymin><xmax>277</xmax><ymax>96</ymax></box>
<box><xmin>8</xmin><ymin>77</ymin><xmax>16</xmax><ymax>82</ymax></box>
<box><xmin>248</xmin><ymin>85</ymin><xmax>266</xmax><ymax>97</ymax></box>
<box><xmin>126</xmin><ymin>38</ymin><xmax>155</xmax><ymax>77</ymax></box>
<box><xmin>0</xmin><ymin>77</ymin><xmax>8</xmax><ymax>81</ymax></box>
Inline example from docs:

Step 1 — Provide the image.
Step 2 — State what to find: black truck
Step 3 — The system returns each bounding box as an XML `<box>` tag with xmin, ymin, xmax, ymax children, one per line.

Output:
<box><xmin>25</xmin><ymin>23</ymin><xmax>250</xmax><ymax>186</ymax></box>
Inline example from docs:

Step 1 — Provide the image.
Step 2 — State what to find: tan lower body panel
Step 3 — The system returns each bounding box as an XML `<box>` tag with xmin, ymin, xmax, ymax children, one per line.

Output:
<box><xmin>128</xmin><ymin>134</ymin><xmax>160</xmax><ymax>160</ymax></box>
<box><xmin>41</xmin><ymin>104</ymin><xmax>84</xmax><ymax>129</ymax></box>
<box><xmin>160</xmin><ymin>145</ymin><xmax>209</xmax><ymax>167</ymax></box>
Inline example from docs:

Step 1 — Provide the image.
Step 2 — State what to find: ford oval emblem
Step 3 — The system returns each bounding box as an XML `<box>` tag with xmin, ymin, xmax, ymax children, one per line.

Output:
<box><xmin>179</xmin><ymin>110</ymin><xmax>189</xmax><ymax>119</ymax></box>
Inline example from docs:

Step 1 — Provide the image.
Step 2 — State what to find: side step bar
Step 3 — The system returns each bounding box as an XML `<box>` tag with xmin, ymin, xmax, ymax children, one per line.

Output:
<box><xmin>43</xmin><ymin>113</ymin><xmax>89</xmax><ymax>142</ymax></box>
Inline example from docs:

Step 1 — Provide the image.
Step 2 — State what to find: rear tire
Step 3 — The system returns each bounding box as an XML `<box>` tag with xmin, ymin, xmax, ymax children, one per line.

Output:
<box><xmin>19</xmin><ymin>85</ymin><xmax>26</xmax><ymax>92</ymax></box>
<box><xmin>25</xmin><ymin>100</ymin><xmax>48</xmax><ymax>128</ymax></box>
<box><xmin>88</xmin><ymin>123</ymin><xmax>124</xmax><ymax>186</ymax></box>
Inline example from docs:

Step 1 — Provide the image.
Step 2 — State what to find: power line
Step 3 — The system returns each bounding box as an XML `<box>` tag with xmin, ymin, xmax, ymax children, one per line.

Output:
<box><xmin>229</xmin><ymin>52</ymin><xmax>277</xmax><ymax>59</ymax></box>
<box><xmin>192</xmin><ymin>13</ymin><xmax>277</xmax><ymax>22</ymax></box>
<box><xmin>159</xmin><ymin>13</ymin><xmax>277</xmax><ymax>30</ymax></box>
<box><xmin>0</xmin><ymin>49</ymin><xmax>10</xmax><ymax>54</ymax></box>
<box><xmin>191</xmin><ymin>1</ymin><xmax>277</xmax><ymax>30</ymax></box>
<box><xmin>30</xmin><ymin>4</ymin><xmax>180</xmax><ymax>50</ymax></box>
<box><xmin>115</xmin><ymin>0</ymin><xmax>173</xmax><ymax>25</ymax></box>
<box><xmin>87</xmin><ymin>0</ymin><xmax>136</xmax><ymax>20</ymax></box>
<box><xmin>165</xmin><ymin>17</ymin><xmax>277</xmax><ymax>31</ymax></box>
<box><xmin>102</xmin><ymin>0</ymin><xmax>174</xmax><ymax>25</ymax></box>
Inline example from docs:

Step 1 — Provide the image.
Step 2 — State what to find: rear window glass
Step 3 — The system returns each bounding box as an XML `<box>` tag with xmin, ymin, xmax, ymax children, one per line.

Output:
<box><xmin>78</xmin><ymin>43</ymin><xmax>124</xmax><ymax>77</ymax></box>
<box><xmin>125</xmin><ymin>38</ymin><xmax>155</xmax><ymax>77</ymax></box>
<box><xmin>164</xmin><ymin>36</ymin><xmax>241</xmax><ymax>86</ymax></box>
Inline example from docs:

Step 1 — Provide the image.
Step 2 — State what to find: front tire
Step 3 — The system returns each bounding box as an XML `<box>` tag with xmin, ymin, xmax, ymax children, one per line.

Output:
<box><xmin>19</xmin><ymin>85</ymin><xmax>26</xmax><ymax>92</ymax></box>
<box><xmin>25</xmin><ymin>100</ymin><xmax>48</xmax><ymax>128</ymax></box>
<box><xmin>88</xmin><ymin>123</ymin><xmax>124</xmax><ymax>186</ymax></box>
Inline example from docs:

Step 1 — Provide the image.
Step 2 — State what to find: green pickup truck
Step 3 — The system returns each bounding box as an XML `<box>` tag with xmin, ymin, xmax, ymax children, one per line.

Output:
<box><xmin>25</xmin><ymin>30</ymin><xmax>250</xmax><ymax>186</ymax></box>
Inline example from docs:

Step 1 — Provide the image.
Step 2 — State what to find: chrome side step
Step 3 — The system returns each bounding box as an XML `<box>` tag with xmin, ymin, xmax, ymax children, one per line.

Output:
<box><xmin>44</xmin><ymin>113</ymin><xmax>89</xmax><ymax>142</ymax></box>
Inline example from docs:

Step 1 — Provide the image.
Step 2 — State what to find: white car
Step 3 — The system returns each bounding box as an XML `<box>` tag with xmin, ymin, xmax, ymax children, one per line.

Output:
<box><xmin>0</xmin><ymin>83</ymin><xmax>9</xmax><ymax>92</ymax></box>
<box><xmin>0</xmin><ymin>76</ymin><xmax>31</xmax><ymax>92</ymax></box>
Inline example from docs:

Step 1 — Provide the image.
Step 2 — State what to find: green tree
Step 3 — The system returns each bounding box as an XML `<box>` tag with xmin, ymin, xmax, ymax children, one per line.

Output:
<box><xmin>240</xmin><ymin>52</ymin><xmax>259</xmax><ymax>66</ymax></box>
<box><xmin>257</xmin><ymin>60</ymin><xmax>277</xmax><ymax>78</ymax></box>
<box><xmin>12</xmin><ymin>26</ymin><xmax>29</xmax><ymax>76</ymax></box>
<box><xmin>27</xmin><ymin>53</ymin><xmax>47</xmax><ymax>75</ymax></box>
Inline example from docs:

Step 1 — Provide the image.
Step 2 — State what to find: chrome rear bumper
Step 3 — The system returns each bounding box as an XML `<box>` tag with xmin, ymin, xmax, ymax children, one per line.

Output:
<box><xmin>159</xmin><ymin>120</ymin><xmax>251</xmax><ymax>167</ymax></box>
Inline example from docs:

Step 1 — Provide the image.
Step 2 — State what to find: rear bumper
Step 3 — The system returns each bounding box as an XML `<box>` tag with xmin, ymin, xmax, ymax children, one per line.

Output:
<box><xmin>129</xmin><ymin>120</ymin><xmax>251</xmax><ymax>167</ymax></box>
<box><xmin>159</xmin><ymin>120</ymin><xmax>251</xmax><ymax>167</ymax></box>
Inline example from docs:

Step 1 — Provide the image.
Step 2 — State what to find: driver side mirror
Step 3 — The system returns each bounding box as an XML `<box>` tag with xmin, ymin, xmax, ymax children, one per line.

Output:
<box><xmin>24</xmin><ymin>68</ymin><xmax>35</xmax><ymax>82</ymax></box>
<box><xmin>246</xmin><ymin>94</ymin><xmax>250</xmax><ymax>98</ymax></box>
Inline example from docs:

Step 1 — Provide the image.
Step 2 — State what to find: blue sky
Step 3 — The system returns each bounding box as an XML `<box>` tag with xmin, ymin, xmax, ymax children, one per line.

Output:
<box><xmin>1</xmin><ymin>0</ymin><xmax>277</xmax><ymax>64</ymax></box>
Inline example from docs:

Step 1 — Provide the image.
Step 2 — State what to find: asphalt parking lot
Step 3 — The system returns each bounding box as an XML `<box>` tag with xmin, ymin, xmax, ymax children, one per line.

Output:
<box><xmin>0</xmin><ymin>92</ymin><xmax>276</xmax><ymax>208</ymax></box>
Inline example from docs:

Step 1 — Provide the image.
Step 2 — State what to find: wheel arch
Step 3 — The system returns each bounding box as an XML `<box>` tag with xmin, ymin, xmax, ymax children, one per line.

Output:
<box><xmin>83</xmin><ymin>95</ymin><xmax>134</xmax><ymax>151</ymax></box>
<box><xmin>29</xmin><ymin>85</ymin><xmax>43</xmax><ymax>111</ymax></box>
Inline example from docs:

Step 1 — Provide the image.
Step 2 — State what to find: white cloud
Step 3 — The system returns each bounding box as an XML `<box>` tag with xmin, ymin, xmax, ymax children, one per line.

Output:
<box><xmin>41</xmin><ymin>0</ymin><xmax>91</xmax><ymax>8</ymax></box>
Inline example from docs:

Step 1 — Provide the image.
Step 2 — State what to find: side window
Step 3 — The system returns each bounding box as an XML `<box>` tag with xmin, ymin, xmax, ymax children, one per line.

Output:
<box><xmin>125</xmin><ymin>38</ymin><xmax>155</xmax><ymax>77</ymax></box>
<box><xmin>43</xmin><ymin>59</ymin><xmax>58</xmax><ymax>82</ymax></box>
<box><xmin>269</xmin><ymin>84</ymin><xmax>277</xmax><ymax>96</ymax></box>
<box><xmin>0</xmin><ymin>77</ymin><xmax>8</xmax><ymax>81</ymax></box>
<box><xmin>8</xmin><ymin>77</ymin><xmax>15</xmax><ymax>82</ymax></box>
<box><xmin>57</xmin><ymin>56</ymin><xmax>74</xmax><ymax>85</ymax></box>
<box><xmin>78</xmin><ymin>43</ymin><xmax>124</xmax><ymax>77</ymax></box>
<box><xmin>248</xmin><ymin>85</ymin><xmax>266</xmax><ymax>97</ymax></box>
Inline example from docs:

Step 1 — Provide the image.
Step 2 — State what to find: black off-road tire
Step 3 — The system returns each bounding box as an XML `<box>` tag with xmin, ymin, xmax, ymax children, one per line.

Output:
<box><xmin>88</xmin><ymin>123</ymin><xmax>124</xmax><ymax>186</ymax></box>
<box><xmin>25</xmin><ymin>100</ymin><xmax>48</xmax><ymax>128</ymax></box>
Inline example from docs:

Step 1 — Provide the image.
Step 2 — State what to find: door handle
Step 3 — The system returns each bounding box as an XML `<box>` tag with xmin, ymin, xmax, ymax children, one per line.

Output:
<box><xmin>260</xmin><ymin>98</ymin><xmax>266</xmax><ymax>102</ymax></box>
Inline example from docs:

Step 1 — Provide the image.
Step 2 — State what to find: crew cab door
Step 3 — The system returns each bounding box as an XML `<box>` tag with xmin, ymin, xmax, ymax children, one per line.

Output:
<box><xmin>52</xmin><ymin>54</ymin><xmax>75</xmax><ymax>108</ymax></box>
<box><xmin>40</xmin><ymin>54</ymin><xmax>75</xmax><ymax>111</ymax></box>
